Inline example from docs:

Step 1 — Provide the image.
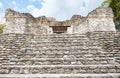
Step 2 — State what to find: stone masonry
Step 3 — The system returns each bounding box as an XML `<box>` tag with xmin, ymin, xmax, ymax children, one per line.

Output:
<box><xmin>0</xmin><ymin>8</ymin><xmax>120</xmax><ymax>78</ymax></box>
<box><xmin>4</xmin><ymin>8</ymin><xmax>116</xmax><ymax>34</ymax></box>
<box><xmin>0</xmin><ymin>32</ymin><xmax>120</xmax><ymax>78</ymax></box>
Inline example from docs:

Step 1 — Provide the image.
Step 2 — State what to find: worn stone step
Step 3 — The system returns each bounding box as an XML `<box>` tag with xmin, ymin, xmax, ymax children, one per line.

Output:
<box><xmin>32</xmin><ymin>37</ymin><xmax>88</xmax><ymax>40</ymax></box>
<box><xmin>30</xmin><ymin>35</ymin><xmax>87</xmax><ymax>38</ymax></box>
<box><xmin>16</xmin><ymin>53</ymin><xmax>108</xmax><ymax>57</ymax></box>
<box><xmin>26</xmin><ymin>43</ymin><xmax>91</xmax><ymax>47</ymax></box>
<box><xmin>27</xmin><ymin>44</ymin><xmax>89</xmax><ymax>47</ymax></box>
<box><xmin>27</xmin><ymin>44</ymin><xmax>99</xmax><ymax>47</ymax></box>
<box><xmin>1</xmin><ymin>58</ymin><xmax>114</xmax><ymax>65</ymax></box>
<box><xmin>0</xmin><ymin>52</ymin><xmax>116</xmax><ymax>59</ymax></box>
<box><xmin>0</xmin><ymin>32</ymin><xmax>120</xmax><ymax>76</ymax></box>
<box><xmin>25</xmin><ymin>47</ymin><xmax>102</xmax><ymax>51</ymax></box>
<box><xmin>28</xmin><ymin>41</ymin><xmax>89</xmax><ymax>45</ymax></box>
<box><xmin>33</xmin><ymin>34</ymin><xmax>87</xmax><ymax>38</ymax></box>
<box><xmin>26</xmin><ymin>47</ymin><xmax>102</xmax><ymax>51</ymax></box>
<box><xmin>0</xmin><ymin>65</ymin><xmax>120</xmax><ymax>74</ymax></box>
<box><xmin>22</xmin><ymin>47</ymin><xmax>104</xmax><ymax>51</ymax></box>
<box><xmin>0</xmin><ymin>73</ymin><xmax>120</xmax><ymax>78</ymax></box>
<box><xmin>32</xmin><ymin>39</ymin><xmax>88</xmax><ymax>41</ymax></box>
<box><xmin>27</xmin><ymin>47</ymin><xmax>90</xmax><ymax>50</ymax></box>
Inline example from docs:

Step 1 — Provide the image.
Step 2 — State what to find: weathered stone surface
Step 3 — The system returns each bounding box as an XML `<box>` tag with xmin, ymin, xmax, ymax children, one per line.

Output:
<box><xmin>3</xmin><ymin>8</ymin><xmax>116</xmax><ymax>34</ymax></box>
<box><xmin>74</xmin><ymin>8</ymin><xmax>116</xmax><ymax>34</ymax></box>
<box><xmin>0</xmin><ymin>32</ymin><xmax>120</xmax><ymax>78</ymax></box>
<box><xmin>0</xmin><ymin>7</ymin><xmax>119</xmax><ymax>78</ymax></box>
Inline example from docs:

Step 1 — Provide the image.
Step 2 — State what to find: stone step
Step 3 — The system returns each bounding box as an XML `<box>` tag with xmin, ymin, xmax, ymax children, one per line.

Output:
<box><xmin>0</xmin><ymin>65</ymin><xmax>120</xmax><ymax>74</ymax></box>
<box><xmin>33</xmin><ymin>34</ymin><xmax>87</xmax><ymax>38</ymax></box>
<box><xmin>32</xmin><ymin>37</ymin><xmax>88</xmax><ymax>40</ymax></box>
<box><xmin>16</xmin><ymin>52</ymin><xmax>109</xmax><ymax>57</ymax></box>
<box><xmin>0</xmin><ymin>32</ymin><xmax>119</xmax><ymax>77</ymax></box>
<box><xmin>24</xmin><ymin>46</ymin><xmax>102</xmax><ymax>51</ymax></box>
<box><xmin>28</xmin><ymin>41</ymin><xmax>89</xmax><ymax>44</ymax></box>
<box><xmin>32</xmin><ymin>35</ymin><xmax>88</xmax><ymax>38</ymax></box>
<box><xmin>25</xmin><ymin>46</ymin><xmax>103</xmax><ymax>50</ymax></box>
<box><xmin>0</xmin><ymin>52</ymin><xmax>117</xmax><ymax>58</ymax></box>
<box><xmin>0</xmin><ymin>73</ymin><xmax>120</xmax><ymax>78</ymax></box>
<box><xmin>1</xmin><ymin>58</ymin><xmax>114</xmax><ymax>65</ymax></box>
<box><xmin>28</xmin><ymin>44</ymin><xmax>90</xmax><ymax>47</ymax></box>
<box><xmin>27</xmin><ymin>43</ymin><xmax>91</xmax><ymax>47</ymax></box>
<box><xmin>32</xmin><ymin>36</ymin><xmax>112</xmax><ymax>40</ymax></box>
<box><xmin>32</xmin><ymin>38</ymin><xmax>89</xmax><ymax>42</ymax></box>
<box><xmin>27</xmin><ymin>43</ymin><xmax>98</xmax><ymax>47</ymax></box>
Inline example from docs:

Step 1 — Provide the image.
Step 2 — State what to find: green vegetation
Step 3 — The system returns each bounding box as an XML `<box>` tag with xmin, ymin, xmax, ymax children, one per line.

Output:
<box><xmin>101</xmin><ymin>0</ymin><xmax>120</xmax><ymax>30</ymax></box>
<box><xmin>0</xmin><ymin>24</ymin><xmax>4</xmax><ymax>33</ymax></box>
<box><xmin>109</xmin><ymin>0</ymin><xmax>120</xmax><ymax>29</ymax></box>
<box><xmin>101</xmin><ymin>0</ymin><xmax>111</xmax><ymax>7</ymax></box>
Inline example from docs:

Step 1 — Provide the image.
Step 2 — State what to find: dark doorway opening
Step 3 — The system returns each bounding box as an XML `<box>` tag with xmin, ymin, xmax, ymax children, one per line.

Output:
<box><xmin>50</xmin><ymin>26</ymin><xmax>70</xmax><ymax>34</ymax></box>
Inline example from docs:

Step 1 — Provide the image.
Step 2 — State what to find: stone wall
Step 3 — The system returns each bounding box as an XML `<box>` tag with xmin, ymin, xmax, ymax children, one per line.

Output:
<box><xmin>3</xmin><ymin>8</ymin><xmax>116</xmax><ymax>34</ymax></box>
<box><xmin>4</xmin><ymin>9</ymin><xmax>27</xmax><ymax>34</ymax></box>
<box><xmin>73</xmin><ymin>8</ymin><xmax>116</xmax><ymax>33</ymax></box>
<box><xmin>0</xmin><ymin>31</ymin><xmax>120</xmax><ymax>77</ymax></box>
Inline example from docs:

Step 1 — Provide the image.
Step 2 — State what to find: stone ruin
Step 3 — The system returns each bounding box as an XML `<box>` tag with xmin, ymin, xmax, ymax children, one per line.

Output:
<box><xmin>0</xmin><ymin>8</ymin><xmax>120</xmax><ymax>78</ymax></box>
<box><xmin>4</xmin><ymin>8</ymin><xmax>116</xmax><ymax>34</ymax></box>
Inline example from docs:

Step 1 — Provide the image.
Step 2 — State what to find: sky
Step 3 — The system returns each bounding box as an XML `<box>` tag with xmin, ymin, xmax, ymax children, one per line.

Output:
<box><xmin>0</xmin><ymin>0</ymin><xmax>104</xmax><ymax>23</ymax></box>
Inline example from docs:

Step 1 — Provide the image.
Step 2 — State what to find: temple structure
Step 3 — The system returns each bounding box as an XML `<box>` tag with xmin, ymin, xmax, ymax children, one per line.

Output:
<box><xmin>0</xmin><ymin>8</ymin><xmax>120</xmax><ymax>78</ymax></box>
<box><xmin>4</xmin><ymin>8</ymin><xmax>116</xmax><ymax>34</ymax></box>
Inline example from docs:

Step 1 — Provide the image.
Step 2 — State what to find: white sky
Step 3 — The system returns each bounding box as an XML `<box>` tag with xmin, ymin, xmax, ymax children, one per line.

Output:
<box><xmin>0</xmin><ymin>0</ymin><xmax>104</xmax><ymax>23</ymax></box>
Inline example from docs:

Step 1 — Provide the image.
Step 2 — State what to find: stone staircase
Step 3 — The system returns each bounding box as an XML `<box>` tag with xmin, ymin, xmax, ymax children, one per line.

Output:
<box><xmin>0</xmin><ymin>32</ymin><xmax>120</xmax><ymax>78</ymax></box>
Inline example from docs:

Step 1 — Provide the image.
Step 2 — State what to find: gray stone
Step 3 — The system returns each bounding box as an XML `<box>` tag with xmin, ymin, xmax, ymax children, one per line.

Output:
<box><xmin>3</xmin><ymin>8</ymin><xmax>116</xmax><ymax>34</ymax></box>
<box><xmin>0</xmin><ymin>8</ymin><xmax>120</xmax><ymax>78</ymax></box>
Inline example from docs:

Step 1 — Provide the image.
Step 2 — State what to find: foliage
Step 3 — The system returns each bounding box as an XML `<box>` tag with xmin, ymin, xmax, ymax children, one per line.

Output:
<box><xmin>109</xmin><ymin>0</ymin><xmax>120</xmax><ymax>30</ymax></box>
<box><xmin>0</xmin><ymin>24</ymin><xmax>4</xmax><ymax>33</ymax></box>
<box><xmin>101</xmin><ymin>0</ymin><xmax>111</xmax><ymax>7</ymax></box>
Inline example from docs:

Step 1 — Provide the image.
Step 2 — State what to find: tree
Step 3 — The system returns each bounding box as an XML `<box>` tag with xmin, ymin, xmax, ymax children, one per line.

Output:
<box><xmin>101</xmin><ymin>0</ymin><xmax>111</xmax><ymax>7</ymax></box>
<box><xmin>101</xmin><ymin>0</ymin><xmax>120</xmax><ymax>30</ymax></box>
<box><xmin>109</xmin><ymin>0</ymin><xmax>120</xmax><ymax>29</ymax></box>
<box><xmin>0</xmin><ymin>24</ymin><xmax>4</xmax><ymax>33</ymax></box>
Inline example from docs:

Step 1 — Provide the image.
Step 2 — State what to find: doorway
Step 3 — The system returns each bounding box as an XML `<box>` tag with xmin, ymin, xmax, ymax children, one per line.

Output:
<box><xmin>50</xmin><ymin>26</ymin><xmax>70</xmax><ymax>34</ymax></box>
